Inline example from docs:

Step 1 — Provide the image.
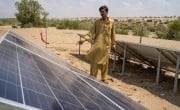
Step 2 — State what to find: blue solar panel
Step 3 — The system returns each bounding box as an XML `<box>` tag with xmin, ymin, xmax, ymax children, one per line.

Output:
<box><xmin>0</xmin><ymin>31</ymin><xmax>146</xmax><ymax>110</ymax></box>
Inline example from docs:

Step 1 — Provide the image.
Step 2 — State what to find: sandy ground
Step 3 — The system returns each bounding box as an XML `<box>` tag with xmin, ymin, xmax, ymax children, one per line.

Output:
<box><xmin>0</xmin><ymin>26</ymin><xmax>180</xmax><ymax>110</ymax></box>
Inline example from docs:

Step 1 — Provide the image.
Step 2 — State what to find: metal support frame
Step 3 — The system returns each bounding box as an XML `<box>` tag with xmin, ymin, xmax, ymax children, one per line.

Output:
<box><xmin>174</xmin><ymin>53</ymin><xmax>180</xmax><ymax>94</ymax></box>
<box><xmin>45</xmin><ymin>21</ymin><xmax>48</xmax><ymax>48</ymax></box>
<box><xmin>139</xmin><ymin>26</ymin><xmax>143</xmax><ymax>44</ymax></box>
<box><xmin>112</xmin><ymin>50</ymin><xmax>116</xmax><ymax>71</ymax></box>
<box><xmin>156</xmin><ymin>52</ymin><xmax>161</xmax><ymax>86</ymax></box>
<box><xmin>117</xmin><ymin>43</ymin><xmax>152</xmax><ymax>66</ymax></box>
<box><xmin>157</xmin><ymin>49</ymin><xmax>176</xmax><ymax>65</ymax></box>
<box><xmin>79</xmin><ymin>36</ymin><xmax>81</xmax><ymax>55</ymax></box>
<box><xmin>122</xmin><ymin>45</ymin><xmax>126</xmax><ymax>74</ymax></box>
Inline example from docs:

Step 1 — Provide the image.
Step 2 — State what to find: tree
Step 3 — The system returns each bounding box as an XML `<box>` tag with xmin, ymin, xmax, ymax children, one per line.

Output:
<box><xmin>166</xmin><ymin>19</ymin><xmax>180</xmax><ymax>40</ymax></box>
<box><xmin>15</xmin><ymin>0</ymin><xmax>48</xmax><ymax>27</ymax></box>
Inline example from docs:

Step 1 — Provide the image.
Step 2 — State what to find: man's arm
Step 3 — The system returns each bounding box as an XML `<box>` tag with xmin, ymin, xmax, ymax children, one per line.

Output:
<box><xmin>111</xmin><ymin>21</ymin><xmax>116</xmax><ymax>50</ymax></box>
<box><xmin>83</xmin><ymin>21</ymin><xmax>96</xmax><ymax>42</ymax></box>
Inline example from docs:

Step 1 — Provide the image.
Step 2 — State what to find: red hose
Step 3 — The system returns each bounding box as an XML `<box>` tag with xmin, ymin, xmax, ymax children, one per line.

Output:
<box><xmin>40</xmin><ymin>32</ymin><xmax>49</xmax><ymax>44</ymax></box>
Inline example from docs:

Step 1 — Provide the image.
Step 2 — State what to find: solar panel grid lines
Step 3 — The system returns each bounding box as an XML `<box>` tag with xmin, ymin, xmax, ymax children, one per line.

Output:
<box><xmin>0</xmin><ymin>40</ymin><xmax>56</xmax><ymax>109</ymax></box>
<box><xmin>16</xmin><ymin>48</ymin><xmax>62</xmax><ymax>110</ymax></box>
<box><xmin>7</xmin><ymin>31</ymin><xmax>68</xmax><ymax>65</ymax></box>
<box><xmin>39</xmin><ymin>59</ymin><xmax>112</xmax><ymax>110</ymax></box>
<box><xmin>3</xmin><ymin>38</ymin><xmax>127</xmax><ymax>110</ymax></box>
<box><xmin>15</xmin><ymin>44</ymin><xmax>90</xmax><ymax>109</ymax></box>
<box><xmin>0</xmin><ymin>41</ymin><xmax>23</xmax><ymax>104</ymax></box>
<box><xmin>71</xmin><ymin>71</ymin><xmax>125</xmax><ymax>110</ymax></box>
<box><xmin>0</xmin><ymin>31</ymin><xmax>9</xmax><ymax>44</ymax></box>
<box><xmin>42</xmin><ymin>71</ymin><xmax>86</xmax><ymax>109</ymax></box>
<box><xmin>31</xmin><ymin>49</ymin><xmax>124</xmax><ymax>110</ymax></box>
<box><xmin>15</xmin><ymin>46</ymin><xmax>25</xmax><ymax>104</ymax></box>
<box><xmin>0</xmin><ymin>97</ymin><xmax>41</xmax><ymax>110</ymax></box>
<box><xmin>4</xmin><ymin>39</ymin><xmax>69</xmax><ymax>69</ymax></box>
<box><xmin>64</xmin><ymin>66</ymin><xmax>132</xmax><ymax>104</ymax></box>
<box><xmin>33</xmin><ymin>58</ymin><xmax>65</xmax><ymax>110</ymax></box>
<box><xmin>47</xmin><ymin>70</ymin><xmax>87</xmax><ymax>110</ymax></box>
<box><xmin>41</xmin><ymin>59</ymin><xmax>119</xmax><ymax>110</ymax></box>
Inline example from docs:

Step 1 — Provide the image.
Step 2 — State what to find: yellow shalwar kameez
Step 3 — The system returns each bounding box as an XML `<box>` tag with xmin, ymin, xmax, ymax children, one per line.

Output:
<box><xmin>83</xmin><ymin>18</ymin><xmax>115</xmax><ymax>81</ymax></box>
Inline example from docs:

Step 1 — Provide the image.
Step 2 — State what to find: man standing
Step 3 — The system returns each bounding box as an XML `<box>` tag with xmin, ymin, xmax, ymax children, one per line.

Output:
<box><xmin>79</xmin><ymin>5</ymin><xmax>116</xmax><ymax>83</ymax></box>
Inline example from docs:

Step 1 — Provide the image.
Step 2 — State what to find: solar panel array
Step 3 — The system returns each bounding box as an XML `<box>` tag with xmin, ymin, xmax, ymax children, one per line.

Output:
<box><xmin>0</xmin><ymin>31</ymin><xmax>146</xmax><ymax>110</ymax></box>
<box><xmin>116</xmin><ymin>41</ymin><xmax>180</xmax><ymax>72</ymax></box>
<box><xmin>116</xmin><ymin>40</ymin><xmax>180</xmax><ymax>93</ymax></box>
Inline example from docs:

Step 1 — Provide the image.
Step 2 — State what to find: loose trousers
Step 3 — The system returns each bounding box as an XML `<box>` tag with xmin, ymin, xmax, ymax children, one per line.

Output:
<box><xmin>90</xmin><ymin>61</ymin><xmax>109</xmax><ymax>81</ymax></box>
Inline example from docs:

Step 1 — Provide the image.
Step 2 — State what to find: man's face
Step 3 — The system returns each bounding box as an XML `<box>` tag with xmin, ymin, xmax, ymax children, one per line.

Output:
<box><xmin>100</xmin><ymin>9</ymin><xmax>108</xmax><ymax>19</ymax></box>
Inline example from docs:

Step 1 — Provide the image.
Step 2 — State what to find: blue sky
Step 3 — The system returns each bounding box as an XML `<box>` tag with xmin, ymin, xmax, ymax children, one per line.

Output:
<box><xmin>0</xmin><ymin>0</ymin><xmax>180</xmax><ymax>18</ymax></box>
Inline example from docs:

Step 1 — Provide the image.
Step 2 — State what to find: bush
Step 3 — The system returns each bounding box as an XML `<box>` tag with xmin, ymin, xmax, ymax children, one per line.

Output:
<box><xmin>174</xmin><ymin>31</ymin><xmax>180</xmax><ymax>40</ymax></box>
<box><xmin>23</xmin><ymin>23</ymin><xmax>33</xmax><ymax>28</ymax></box>
<box><xmin>155</xmin><ymin>24</ymin><xmax>167</xmax><ymax>38</ymax></box>
<box><xmin>0</xmin><ymin>18</ymin><xmax>18</xmax><ymax>26</ymax></box>
<box><xmin>116</xmin><ymin>28</ymin><xmax>129</xmax><ymax>35</ymax></box>
<box><xmin>56</xmin><ymin>19</ymin><xmax>92</xmax><ymax>30</ymax></box>
<box><xmin>56</xmin><ymin>20</ymin><xmax>79</xmax><ymax>29</ymax></box>
<box><xmin>147</xmin><ymin>25</ymin><xmax>156</xmax><ymax>32</ymax></box>
<box><xmin>155</xmin><ymin>31</ymin><xmax>166</xmax><ymax>39</ymax></box>
<box><xmin>79</xmin><ymin>21</ymin><xmax>92</xmax><ymax>30</ymax></box>
<box><xmin>132</xmin><ymin>25</ymin><xmax>149</xmax><ymax>37</ymax></box>
<box><xmin>166</xmin><ymin>19</ymin><xmax>180</xmax><ymax>40</ymax></box>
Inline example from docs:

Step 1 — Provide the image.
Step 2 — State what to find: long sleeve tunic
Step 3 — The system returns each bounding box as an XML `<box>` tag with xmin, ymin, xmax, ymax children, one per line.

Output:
<box><xmin>84</xmin><ymin>18</ymin><xmax>116</xmax><ymax>65</ymax></box>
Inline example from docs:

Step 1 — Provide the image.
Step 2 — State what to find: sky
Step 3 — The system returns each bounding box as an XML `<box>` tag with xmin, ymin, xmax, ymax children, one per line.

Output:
<box><xmin>0</xmin><ymin>0</ymin><xmax>180</xmax><ymax>18</ymax></box>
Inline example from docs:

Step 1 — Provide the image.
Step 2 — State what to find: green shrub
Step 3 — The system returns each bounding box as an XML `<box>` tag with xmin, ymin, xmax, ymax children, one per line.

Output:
<box><xmin>147</xmin><ymin>25</ymin><xmax>156</xmax><ymax>32</ymax></box>
<box><xmin>166</xmin><ymin>19</ymin><xmax>180</xmax><ymax>40</ymax></box>
<box><xmin>155</xmin><ymin>24</ymin><xmax>167</xmax><ymax>38</ymax></box>
<box><xmin>155</xmin><ymin>31</ymin><xmax>166</xmax><ymax>39</ymax></box>
<box><xmin>56</xmin><ymin>22</ymin><xmax>66</xmax><ymax>29</ymax></box>
<box><xmin>0</xmin><ymin>18</ymin><xmax>18</xmax><ymax>25</ymax></box>
<box><xmin>56</xmin><ymin>19</ymin><xmax>92</xmax><ymax>30</ymax></box>
<box><xmin>23</xmin><ymin>23</ymin><xmax>33</xmax><ymax>28</ymax></box>
<box><xmin>132</xmin><ymin>25</ymin><xmax>149</xmax><ymax>37</ymax></box>
<box><xmin>79</xmin><ymin>22</ymin><xmax>92</xmax><ymax>30</ymax></box>
<box><xmin>174</xmin><ymin>31</ymin><xmax>180</xmax><ymax>40</ymax></box>
<box><xmin>116</xmin><ymin>28</ymin><xmax>129</xmax><ymax>35</ymax></box>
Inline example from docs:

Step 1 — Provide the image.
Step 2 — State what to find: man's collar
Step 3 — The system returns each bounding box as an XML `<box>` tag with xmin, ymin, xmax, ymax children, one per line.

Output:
<box><xmin>100</xmin><ymin>17</ymin><xmax>110</xmax><ymax>22</ymax></box>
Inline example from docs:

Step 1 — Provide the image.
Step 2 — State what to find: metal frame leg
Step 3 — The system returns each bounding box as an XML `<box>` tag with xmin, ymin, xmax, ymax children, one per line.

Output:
<box><xmin>112</xmin><ymin>50</ymin><xmax>116</xmax><ymax>72</ymax></box>
<box><xmin>122</xmin><ymin>45</ymin><xmax>126</xmax><ymax>74</ymax></box>
<box><xmin>174</xmin><ymin>53</ymin><xmax>180</xmax><ymax>94</ymax></box>
<box><xmin>79</xmin><ymin>36</ymin><xmax>81</xmax><ymax>55</ymax></box>
<box><xmin>156</xmin><ymin>52</ymin><xmax>161</xmax><ymax>86</ymax></box>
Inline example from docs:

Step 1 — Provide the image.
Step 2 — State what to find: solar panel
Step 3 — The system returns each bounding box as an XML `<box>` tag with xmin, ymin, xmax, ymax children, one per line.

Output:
<box><xmin>116</xmin><ymin>41</ymin><xmax>179</xmax><ymax>72</ymax></box>
<box><xmin>0</xmin><ymin>31</ymin><xmax>146</xmax><ymax>110</ymax></box>
<box><xmin>116</xmin><ymin>40</ymin><xmax>180</xmax><ymax>93</ymax></box>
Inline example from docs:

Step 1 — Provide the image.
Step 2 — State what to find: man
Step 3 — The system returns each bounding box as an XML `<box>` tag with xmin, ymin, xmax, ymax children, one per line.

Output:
<box><xmin>78</xmin><ymin>5</ymin><xmax>116</xmax><ymax>83</ymax></box>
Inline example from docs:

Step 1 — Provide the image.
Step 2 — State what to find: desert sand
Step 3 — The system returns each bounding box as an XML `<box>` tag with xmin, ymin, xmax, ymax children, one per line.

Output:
<box><xmin>0</xmin><ymin>26</ymin><xmax>180</xmax><ymax>110</ymax></box>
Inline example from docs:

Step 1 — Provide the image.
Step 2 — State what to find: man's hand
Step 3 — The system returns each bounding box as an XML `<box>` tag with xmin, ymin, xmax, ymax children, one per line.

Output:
<box><xmin>111</xmin><ymin>45</ymin><xmax>116</xmax><ymax>52</ymax></box>
<box><xmin>78</xmin><ymin>39</ymin><xmax>85</xmax><ymax>45</ymax></box>
<box><xmin>77</xmin><ymin>33</ymin><xmax>86</xmax><ymax>45</ymax></box>
<box><xmin>77</xmin><ymin>33</ymin><xmax>84</xmax><ymax>38</ymax></box>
